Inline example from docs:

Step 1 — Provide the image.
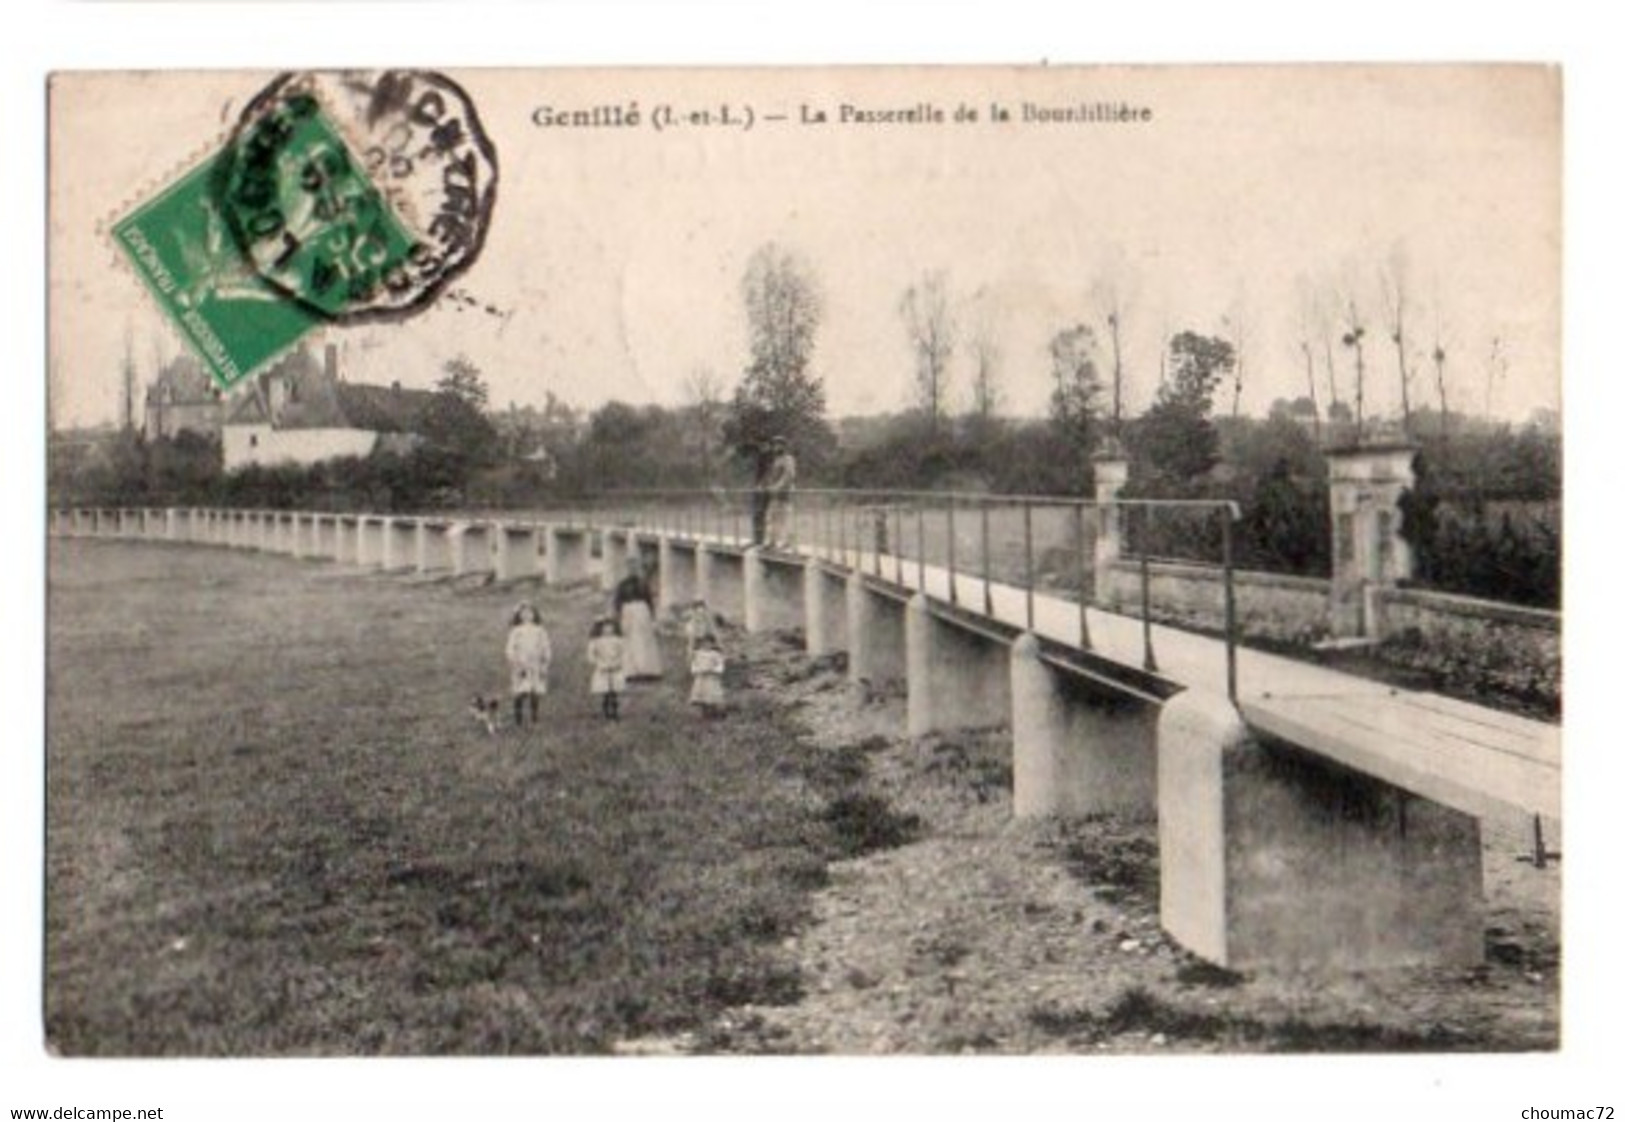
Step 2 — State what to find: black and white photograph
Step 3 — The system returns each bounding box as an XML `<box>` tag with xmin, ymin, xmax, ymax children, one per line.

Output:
<box><xmin>10</xmin><ymin>10</ymin><xmax>1617</xmax><ymax>1118</ymax></box>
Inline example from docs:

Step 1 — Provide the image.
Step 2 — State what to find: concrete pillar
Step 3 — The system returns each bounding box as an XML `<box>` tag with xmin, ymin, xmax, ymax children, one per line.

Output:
<box><xmin>336</xmin><ymin>517</ymin><xmax>359</xmax><ymax>565</ymax></box>
<box><xmin>600</xmin><ymin>530</ymin><xmax>626</xmax><ymax>592</ymax></box>
<box><xmin>494</xmin><ymin>523</ymin><xmax>541</xmax><ymax>581</ymax></box>
<box><xmin>804</xmin><ymin>561</ymin><xmax>831</xmax><ymax>655</ymax></box>
<box><xmin>743</xmin><ymin>547</ymin><xmax>765</xmax><ymax>633</ymax></box>
<box><xmin>357</xmin><ymin>516</ymin><xmax>387</xmax><ymax>568</ymax></box>
<box><xmin>1008</xmin><ymin>633</ymin><xmax>1157</xmax><ymax>819</ymax></box>
<box><xmin>744</xmin><ymin>549</ymin><xmax>805</xmax><ymax>634</ymax></box>
<box><xmin>449</xmin><ymin>522</ymin><xmax>493</xmax><ymax>577</ymax></box>
<box><xmin>657</xmin><ymin>537</ymin><xmax>680</xmax><ymax>619</ymax></box>
<box><xmin>695</xmin><ymin>543</ymin><xmax>714</xmax><ymax>606</ymax></box>
<box><xmin>306</xmin><ymin>514</ymin><xmax>327</xmax><ymax>559</ymax></box>
<box><xmin>1092</xmin><ymin>454</ymin><xmax>1130</xmax><ymax>575</ymax></box>
<box><xmin>417</xmin><ymin>520</ymin><xmax>453</xmax><ymax>573</ymax></box>
<box><xmin>272</xmin><ymin>513</ymin><xmax>291</xmax><ymax>554</ymax></box>
<box><xmin>382</xmin><ymin>517</ymin><xmax>417</xmax><ymax>571</ymax></box>
<box><xmin>1010</xmin><ymin>634</ymin><xmax>1062</xmax><ymax>817</ymax></box>
<box><xmin>1325</xmin><ymin>443</ymin><xmax>1417</xmax><ymax>640</ymax></box>
<box><xmin>905</xmin><ymin>594</ymin><xmax>1013</xmax><ymax>739</ymax></box>
<box><xmin>845</xmin><ymin>574</ymin><xmax>906</xmax><ymax>688</ymax></box>
<box><xmin>546</xmin><ymin>526</ymin><xmax>591</xmax><ymax>585</ymax></box>
<box><xmin>1157</xmin><ymin>689</ymin><xmax>1483</xmax><ymax>971</ymax></box>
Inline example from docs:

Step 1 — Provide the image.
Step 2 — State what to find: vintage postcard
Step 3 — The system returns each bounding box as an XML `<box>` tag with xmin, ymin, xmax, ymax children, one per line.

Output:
<box><xmin>45</xmin><ymin>64</ymin><xmax>1562</xmax><ymax>1081</ymax></box>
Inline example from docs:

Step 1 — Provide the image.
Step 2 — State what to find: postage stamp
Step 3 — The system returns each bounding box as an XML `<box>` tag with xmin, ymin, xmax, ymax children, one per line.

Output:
<box><xmin>112</xmin><ymin>69</ymin><xmax>498</xmax><ymax>389</ymax></box>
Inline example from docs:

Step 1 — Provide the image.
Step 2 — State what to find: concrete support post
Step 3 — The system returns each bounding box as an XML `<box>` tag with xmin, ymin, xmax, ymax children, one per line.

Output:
<box><xmin>743</xmin><ymin>547</ymin><xmax>765</xmax><ymax>633</ymax></box>
<box><xmin>358</xmin><ymin>516</ymin><xmax>388</xmax><ymax>568</ymax></box>
<box><xmin>495</xmin><ymin>523</ymin><xmax>541</xmax><ymax>581</ymax></box>
<box><xmin>381</xmin><ymin>518</ymin><xmax>415</xmax><ymax>571</ymax></box>
<box><xmin>657</xmin><ymin>537</ymin><xmax>679</xmax><ymax>619</ymax></box>
<box><xmin>906</xmin><ymin>594</ymin><xmax>1013</xmax><ymax>739</ymax></box>
<box><xmin>695</xmin><ymin>543</ymin><xmax>714</xmax><ymax>607</ymax></box>
<box><xmin>600</xmin><ymin>530</ymin><xmax>626</xmax><ymax>592</ymax></box>
<box><xmin>1325</xmin><ymin>443</ymin><xmax>1417</xmax><ymax>641</ymax></box>
<box><xmin>165</xmin><ymin>508</ymin><xmax>181</xmax><ymax>542</ymax></box>
<box><xmin>905</xmin><ymin>594</ymin><xmax>935</xmax><ymax>737</ymax></box>
<box><xmin>1157</xmin><ymin>689</ymin><xmax>1483</xmax><ymax>970</ymax></box>
<box><xmin>845</xmin><ymin>574</ymin><xmax>906</xmax><ymax>688</ymax></box>
<box><xmin>1011</xmin><ymin>633</ymin><xmax>1065</xmax><ymax>818</ymax></box>
<box><xmin>804</xmin><ymin>561</ymin><xmax>830</xmax><ymax>656</ymax></box>
<box><xmin>450</xmin><ymin>522</ymin><xmax>493</xmax><ymax>577</ymax></box>
<box><xmin>336</xmin><ymin>517</ymin><xmax>359</xmax><ymax>565</ymax></box>
<box><xmin>1009</xmin><ymin>632</ymin><xmax>1157</xmax><ymax>819</ymax></box>
<box><xmin>416</xmin><ymin>520</ymin><xmax>452</xmax><ymax>573</ymax></box>
<box><xmin>545</xmin><ymin>527</ymin><xmax>590</xmax><ymax>585</ymax></box>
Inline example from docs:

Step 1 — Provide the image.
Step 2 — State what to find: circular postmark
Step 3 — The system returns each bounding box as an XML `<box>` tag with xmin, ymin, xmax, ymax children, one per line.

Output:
<box><xmin>214</xmin><ymin>69</ymin><xmax>499</xmax><ymax>324</ymax></box>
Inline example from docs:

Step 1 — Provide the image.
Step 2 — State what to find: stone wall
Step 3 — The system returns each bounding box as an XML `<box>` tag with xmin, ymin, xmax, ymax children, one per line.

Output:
<box><xmin>1100</xmin><ymin>558</ymin><xmax>1332</xmax><ymax>644</ymax></box>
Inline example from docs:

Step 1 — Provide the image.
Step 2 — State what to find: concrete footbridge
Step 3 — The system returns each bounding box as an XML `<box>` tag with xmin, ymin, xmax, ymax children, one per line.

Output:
<box><xmin>51</xmin><ymin>474</ymin><xmax>1559</xmax><ymax>972</ymax></box>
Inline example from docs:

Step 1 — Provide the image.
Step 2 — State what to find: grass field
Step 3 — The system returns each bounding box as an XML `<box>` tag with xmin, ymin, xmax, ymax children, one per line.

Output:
<box><xmin>45</xmin><ymin>539</ymin><xmax>869</xmax><ymax>1055</ymax></box>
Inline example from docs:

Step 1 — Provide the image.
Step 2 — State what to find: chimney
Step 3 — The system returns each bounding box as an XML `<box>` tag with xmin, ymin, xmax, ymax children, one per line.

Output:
<box><xmin>391</xmin><ymin>380</ymin><xmax>402</xmax><ymax>393</ymax></box>
<box><xmin>325</xmin><ymin>342</ymin><xmax>340</xmax><ymax>383</ymax></box>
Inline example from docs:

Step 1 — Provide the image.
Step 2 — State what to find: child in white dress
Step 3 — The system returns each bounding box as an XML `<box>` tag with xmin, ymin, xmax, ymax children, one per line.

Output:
<box><xmin>586</xmin><ymin>616</ymin><xmax>626</xmax><ymax>720</ymax></box>
<box><xmin>688</xmin><ymin>634</ymin><xmax>726</xmax><ymax>718</ymax></box>
<box><xmin>505</xmin><ymin>602</ymin><xmax>552</xmax><ymax>728</ymax></box>
<box><xmin>685</xmin><ymin>600</ymin><xmax>717</xmax><ymax>659</ymax></box>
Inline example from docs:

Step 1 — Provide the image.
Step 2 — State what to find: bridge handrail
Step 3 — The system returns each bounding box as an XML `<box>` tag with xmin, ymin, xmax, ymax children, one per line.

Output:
<box><xmin>53</xmin><ymin>492</ymin><xmax>1243</xmax><ymax>703</ymax></box>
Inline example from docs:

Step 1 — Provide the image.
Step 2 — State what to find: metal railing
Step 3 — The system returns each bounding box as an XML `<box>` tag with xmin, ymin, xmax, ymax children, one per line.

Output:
<box><xmin>499</xmin><ymin>487</ymin><xmax>1245</xmax><ymax>701</ymax></box>
<box><xmin>52</xmin><ymin>489</ymin><xmax>1245</xmax><ymax>701</ymax></box>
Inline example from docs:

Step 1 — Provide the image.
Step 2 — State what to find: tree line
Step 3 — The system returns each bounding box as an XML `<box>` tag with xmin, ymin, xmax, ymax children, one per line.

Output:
<box><xmin>52</xmin><ymin>240</ymin><xmax>1558</xmax><ymax>607</ymax></box>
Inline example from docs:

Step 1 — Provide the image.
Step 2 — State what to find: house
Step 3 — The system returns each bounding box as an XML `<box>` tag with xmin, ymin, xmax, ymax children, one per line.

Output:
<box><xmin>143</xmin><ymin>354</ymin><xmax>223</xmax><ymax>442</ymax></box>
<box><xmin>222</xmin><ymin>343</ymin><xmax>438</xmax><ymax>471</ymax></box>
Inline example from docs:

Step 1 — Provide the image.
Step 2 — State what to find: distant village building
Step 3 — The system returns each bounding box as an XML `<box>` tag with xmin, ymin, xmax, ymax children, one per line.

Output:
<box><xmin>143</xmin><ymin>354</ymin><xmax>224</xmax><ymax>442</ymax></box>
<box><xmin>222</xmin><ymin>343</ymin><xmax>437</xmax><ymax>472</ymax></box>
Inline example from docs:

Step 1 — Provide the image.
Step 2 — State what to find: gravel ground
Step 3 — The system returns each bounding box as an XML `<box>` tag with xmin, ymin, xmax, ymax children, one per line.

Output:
<box><xmin>638</xmin><ymin>627</ymin><xmax>1561</xmax><ymax>1056</ymax></box>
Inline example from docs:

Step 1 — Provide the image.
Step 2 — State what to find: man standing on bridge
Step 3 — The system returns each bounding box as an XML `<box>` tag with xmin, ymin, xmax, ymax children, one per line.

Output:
<box><xmin>763</xmin><ymin>436</ymin><xmax>797</xmax><ymax>549</ymax></box>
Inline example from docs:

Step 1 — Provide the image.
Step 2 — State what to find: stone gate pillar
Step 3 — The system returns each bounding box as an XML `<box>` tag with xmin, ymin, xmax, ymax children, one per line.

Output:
<box><xmin>1092</xmin><ymin>454</ymin><xmax>1129</xmax><ymax>573</ymax></box>
<box><xmin>1324</xmin><ymin>443</ymin><xmax>1416</xmax><ymax>640</ymax></box>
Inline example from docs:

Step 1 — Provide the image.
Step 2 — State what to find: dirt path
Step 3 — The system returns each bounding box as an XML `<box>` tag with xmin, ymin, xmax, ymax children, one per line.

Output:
<box><xmin>699</xmin><ymin>631</ymin><xmax>1561</xmax><ymax>1054</ymax></box>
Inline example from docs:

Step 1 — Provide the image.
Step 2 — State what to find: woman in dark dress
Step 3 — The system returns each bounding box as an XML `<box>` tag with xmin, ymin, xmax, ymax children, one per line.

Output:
<box><xmin>613</xmin><ymin>557</ymin><xmax>663</xmax><ymax>680</ymax></box>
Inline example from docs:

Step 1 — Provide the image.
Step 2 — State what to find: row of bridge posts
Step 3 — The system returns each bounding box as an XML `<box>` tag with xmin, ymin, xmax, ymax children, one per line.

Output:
<box><xmin>50</xmin><ymin>505</ymin><xmax>1483</xmax><ymax>972</ymax></box>
<box><xmin>48</xmin><ymin>508</ymin><xmax>614</xmax><ymax>586</ymax></box>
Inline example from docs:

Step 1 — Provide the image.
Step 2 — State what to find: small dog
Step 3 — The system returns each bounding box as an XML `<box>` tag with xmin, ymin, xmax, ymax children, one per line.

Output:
<box><xmin>469</xmin><ymin>694</ymin><xmax>501</xmax><ymax>735</ymax></box>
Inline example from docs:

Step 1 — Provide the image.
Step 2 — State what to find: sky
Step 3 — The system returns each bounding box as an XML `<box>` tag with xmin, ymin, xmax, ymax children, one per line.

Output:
<box><xmin>50</xmin><ymin>64</ymin><xmax>1560</xmax><ymax>430</ymax></box>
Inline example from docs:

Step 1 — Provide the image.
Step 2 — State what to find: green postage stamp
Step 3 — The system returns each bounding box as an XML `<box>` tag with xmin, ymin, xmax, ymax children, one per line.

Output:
<box><xmin>112</xmin><ymin>70</ymin><xmax>498</xmax><ymax>390</ymax></box>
